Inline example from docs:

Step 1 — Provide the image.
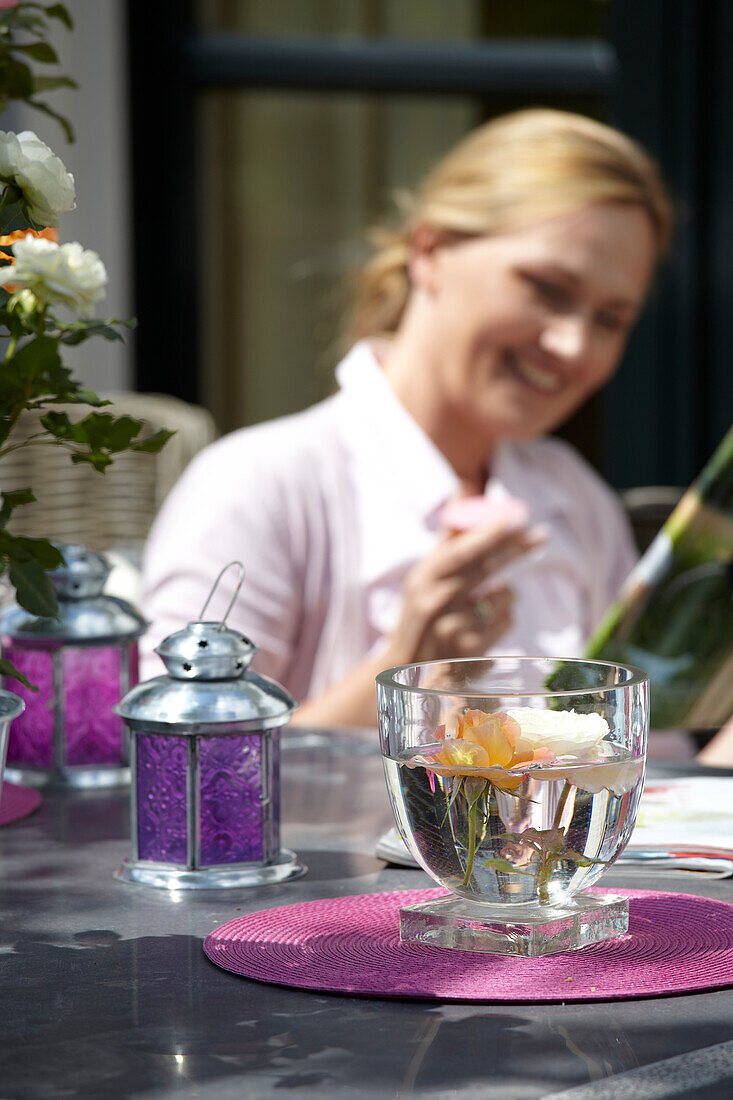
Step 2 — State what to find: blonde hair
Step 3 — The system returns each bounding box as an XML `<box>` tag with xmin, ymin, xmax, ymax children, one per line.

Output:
<box><xmin>346</xmin><ymin>108</ymin><xmax>673</xmax><ymax>344</ymax></box>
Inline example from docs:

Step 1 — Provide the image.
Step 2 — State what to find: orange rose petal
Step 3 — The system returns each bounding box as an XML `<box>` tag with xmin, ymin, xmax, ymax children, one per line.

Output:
<box><xmin>500</xmin><ymin>713</ymin><xmax>521</xmax><ymax>749</ymax></box>
<box><xmin>456</xmin><ymin>710</ymin><xmax>488</xmax><ymax>738</ymax></box>
<box><xmin>435</xmin><ymin>738</ymin><xmax>492</xmax><ymax>770</ymax></box>
<box><xmin>511</xmin><ymin>750</ymin><xmax>536</xmax><ymax>766</ymax></box>
<box><xmin>469</xmin><ymin>722</ymin><xmax>515</xmax><ymax>767</ymax></box>
<box><xmin>0</xmin><ymin>227</ymin><xmax>58</xmax><ymax>246</ymax></box>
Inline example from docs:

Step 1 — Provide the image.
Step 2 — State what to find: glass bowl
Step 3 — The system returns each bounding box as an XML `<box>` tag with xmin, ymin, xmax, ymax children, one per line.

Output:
<box><xmin>376</xmin><ymin>657</ymin><xmax>648</xmax><ymax>955</ymax></box>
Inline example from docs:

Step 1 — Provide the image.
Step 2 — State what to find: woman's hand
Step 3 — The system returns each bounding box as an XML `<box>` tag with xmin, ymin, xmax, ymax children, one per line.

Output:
<box><xmin>383</xmin><ymin>520</ymin><xmax>546</xmax><ymax>666</ymax></box>
<box><xmin>291</xmin><ymin>516</ymin><xmax>546</xmax><ymax>730</ymax></box>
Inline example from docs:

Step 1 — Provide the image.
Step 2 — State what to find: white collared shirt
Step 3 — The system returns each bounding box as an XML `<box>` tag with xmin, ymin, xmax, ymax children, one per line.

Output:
<box><xmin>334</xmin><ymin>343</ymin><xmax>636</xmax><ymax>661</ymax></box>
<box><xmin>143</xmin><ymin>342</ymin><xmax>637</xmax><ymax>699</ymax></box>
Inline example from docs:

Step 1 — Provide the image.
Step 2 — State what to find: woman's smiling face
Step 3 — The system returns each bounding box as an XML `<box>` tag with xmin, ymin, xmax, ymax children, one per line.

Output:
<box><xmin>410</xmin><ymin>202</ymin><xmax>657</xmax><ymax>448</ymax></box>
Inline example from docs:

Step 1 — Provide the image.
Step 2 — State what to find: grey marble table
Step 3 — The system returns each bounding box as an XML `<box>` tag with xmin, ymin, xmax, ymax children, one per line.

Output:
<box><xmin>2</xmin><ymin>729</ymin><xmax>733</xmax><ymax>1100</ymax></box>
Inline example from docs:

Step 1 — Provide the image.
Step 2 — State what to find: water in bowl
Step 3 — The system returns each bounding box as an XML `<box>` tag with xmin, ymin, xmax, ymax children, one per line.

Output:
<box><xmin>383</xmin><ymin>744</ymin><xmax>644</xmax><ymax>906</ymax></box>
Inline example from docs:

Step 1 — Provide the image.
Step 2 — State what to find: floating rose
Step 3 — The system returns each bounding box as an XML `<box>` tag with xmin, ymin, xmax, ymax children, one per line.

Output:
<box><xmin>408</xmin><ymin>706</ymin><xmax>641</xmax><ymax>891</ymax></box>
<box><xmin>411</xmin><ymin>708</ymin><xmax>557</xmax><ymax>792</ymax></box>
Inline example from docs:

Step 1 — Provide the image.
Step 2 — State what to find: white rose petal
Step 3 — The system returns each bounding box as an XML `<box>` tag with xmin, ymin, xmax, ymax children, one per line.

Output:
<box><xmin>506</xmin><ymin>706</ymin><xmax>610</xmax><ymax>757</ymax></box>
<box><xmin>0</xmin><ymin>236</ymin><xmax>107</xmax><ymax>317</ymax></box>
<box><xmin>0</xmin><ymin>130</ymin><xmax>75</xmax><ymax>226</ymax></box>
<box><xmin>539</xmin><ymin>757</ymin><xmax>644</xmax><ymax>796</ymax></box>
<box><xmin>504</xmin><ymin>707</ymin><xmax>643</xmax><ymax>796</ymax></box>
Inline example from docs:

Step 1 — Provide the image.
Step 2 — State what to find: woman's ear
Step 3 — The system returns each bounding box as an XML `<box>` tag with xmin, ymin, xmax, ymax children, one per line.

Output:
<box><xmin>407</xmin><ymin>224</ymin><xmax>445</xmax><ymax>293</ymax></box>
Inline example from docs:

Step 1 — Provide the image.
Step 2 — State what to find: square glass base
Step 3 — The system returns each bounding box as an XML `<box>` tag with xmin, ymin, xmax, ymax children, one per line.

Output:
<box><xmin>399</xmin><ymin>891</ymin><xmax>628</xmax><ymax>957</ymax></box>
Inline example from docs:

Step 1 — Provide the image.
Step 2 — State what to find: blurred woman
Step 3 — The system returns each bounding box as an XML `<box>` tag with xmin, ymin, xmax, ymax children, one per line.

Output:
<box><xmin>143</xmin><ymin>108</ymin><xmax>672</xmax><ymax>727</ymax></box>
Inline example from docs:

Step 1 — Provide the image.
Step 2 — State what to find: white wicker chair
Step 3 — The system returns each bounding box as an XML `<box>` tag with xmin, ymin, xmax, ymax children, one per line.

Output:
<box><xmin>0</xmin><ymin>393</ymin><xmax>217</xmax><ymax>601</ymax></box>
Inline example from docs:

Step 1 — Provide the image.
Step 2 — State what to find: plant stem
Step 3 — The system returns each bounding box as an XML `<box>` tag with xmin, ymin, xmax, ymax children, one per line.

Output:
<box><xmin>462</xmin><ymin>795</ymin><xmax>478</xmax><ymax>888</ymax></box>
<box><xmin>0</xmin><ymin>436</ymin><xmax>71</xmax><ymax>461</ymax></box>
<box><xmin>552</xmin><ymin>780</ymin><xmax>573</xmax><ymax>831</ymax></box>
<box><xmin>537</xmin><ymin>780</ymin><xmax>573</xmax><ymax>905</ymax></box>
<box><xmin>0</xmin><ymin>185</ymin><xmax>13</xmax><ymax>224</ymax></box>
<box><xmin>538</xmin><ymin>866</ymin><xmax>551</xmax><ymax>906</ymax></box>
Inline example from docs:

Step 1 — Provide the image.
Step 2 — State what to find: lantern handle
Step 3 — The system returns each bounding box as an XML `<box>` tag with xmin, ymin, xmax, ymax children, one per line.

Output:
<box><xmin>199</xmin><ymin>561</ymin><xmax>245</xmax><ymax>630</ymax></box>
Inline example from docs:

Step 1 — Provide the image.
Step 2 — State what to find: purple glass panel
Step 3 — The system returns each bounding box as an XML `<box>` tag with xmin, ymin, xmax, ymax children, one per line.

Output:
<box><xmin>199</xmin><ymin>733</ymin><xmax>265</xmax><ymax>864</ymax></box>
<box><xmin>270</xmin><ymin>732</ymin><xmax>281</xmax><ymax>858</ymax></box>
<box><xmin>64</xmin><ymin>646</ymin><xmax>126</xmax><ymax>766</ymax></box>
<box><xmin>127</xmin><ymin>642</ymin><xmax>140</xmax><ymax>691</ymax></box>
<box><xmin>2</xmin><ymin>644</ymin><xmax>55</xmax><ymax>767</ymax></box>
<box><xmin>136</xmin><ymin>733</ymin><xmax>188</xmax><ymax>864</ymax></box>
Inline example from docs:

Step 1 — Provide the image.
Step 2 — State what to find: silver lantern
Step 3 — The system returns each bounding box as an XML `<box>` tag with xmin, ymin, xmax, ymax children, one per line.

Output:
<box><xmin>1</xmin><ymin>543</ymin><xmax>146</xmax><ymax>788</ymax></box>
<box><xmin>114</xmin><ymin>563</ymin><xmax>305</xmax><ymax>890</ymax></box>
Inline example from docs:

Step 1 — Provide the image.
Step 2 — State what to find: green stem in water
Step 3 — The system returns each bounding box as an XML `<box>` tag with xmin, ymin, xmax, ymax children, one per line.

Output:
<box><xmin>462</xmin><ymin>794</ymin><xmax>478</xmax><ymax>888</ymax></box>
<box><xmin>552</xmin><ymin>780</ymin><xmax>573</xmax><ymax>831</ymax></box>
<box><xmin>537</xmin><ymin>780</ymin><xmax>574</xmax><ymax>905</ymax></box>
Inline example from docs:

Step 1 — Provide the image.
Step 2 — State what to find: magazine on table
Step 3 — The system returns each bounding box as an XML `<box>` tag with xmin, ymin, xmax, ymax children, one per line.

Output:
<box><xmin>376</xmin><ymin>776</ymin><xmax>733</xmax><ymax>877</ymax></box>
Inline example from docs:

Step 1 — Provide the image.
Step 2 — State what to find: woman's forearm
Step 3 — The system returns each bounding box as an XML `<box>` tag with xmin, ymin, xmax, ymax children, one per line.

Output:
<box><xmin>289</xmin><ymin>646</ymin><xmax>398</xmax><ymax>729</ymax></box>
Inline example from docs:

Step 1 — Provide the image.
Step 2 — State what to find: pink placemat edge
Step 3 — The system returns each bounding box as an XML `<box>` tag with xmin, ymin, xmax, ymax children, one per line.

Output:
<box><xmin>0</xmin><ymin>781</ymin><xmax>42</xmax><ymax>826</ymax></box>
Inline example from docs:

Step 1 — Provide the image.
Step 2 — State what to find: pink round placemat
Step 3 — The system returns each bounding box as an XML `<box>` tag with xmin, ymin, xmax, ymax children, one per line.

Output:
<box><xmin>0</xmin><ymin>781</ymin><xmax>41</xmax><ymax>826</ymax></box>
<box><xmin>203</xmin><ymin>887</ymin><xmax>733</xmax><ymax>1002</ymax></box>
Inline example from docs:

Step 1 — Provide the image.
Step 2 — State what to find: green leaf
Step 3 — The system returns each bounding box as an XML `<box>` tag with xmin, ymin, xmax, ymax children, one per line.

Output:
<box><xmin>0</xmin><ymin>488</ymin><xmax>35</xmax><ymax>525</ymax></box>
<box><xmin>45</xmin><ymin>3</ymin><xmax>74</xmax><ymax>30</ymax></box>
<box><xmin>70</xmin><ymin>450</ymin><xmax>112</xmax><ymax>471</ymax></box>
<box><xmin>0</xmin><ymin>656</ymin><xmax>37</xmax><ymax>692</ymax></box>
<box><xmin>0</xmin><ymin>12</ymin><xmax>46</xmax><ymax>33</ymax></box>
<box><xmin>27</xmin><ymin>97</ymin><xmax>74</xmax><ymax>143</ymax></box>
<box><xmin>8</xmin><ymin>555</ymin><xmax>58</xmax><ymax>617</ymax></box>
<box><xmin>0</xmin><ymin>57</ymin><xmax>34</xmax><ymax>98</ymax></box>
<box><xmin>32</xmin><ymin>74</ymin><xmax>78</xmax><ymax>93</ymax></box>
<box><xmin>131</xmin><ymin>428</ymin><xmax>176</xmax><ymax>455</ymax></box>
<box><xmin>15</xmin><ymin>41</ymin><xmax>58</xmax><ymax>63</ymax></box>
<box><xmin>58</xmin><ymin>320</ymin><xmax>127</xmax><ymax>345</ymax></box>
<box><xmin>57</xmin><ymin>329</ymin><xmax>88</xmax><ymax>346</ymax></box>
<box><xmin>37</xmin><ymin>410</ymin><xmax>77</xmax><ymax>439</ymax></box>
<box><xmin>482</xmin><ymin>857</ymin><xmax>533</xmax><ymax>876</ymax></box>
<box><xmin>73</xmin><ymin>388</ymin><xmax>111</xmax><ymax>408</ymax></box>
<box><xmin>40</xmin><ymin>411</ymin><xmax>157</xmax><ymax>458</ymax></box>
<box><xmin>2</xmin><ymin>534</ymin><xmax>64</xmax><ymax>570</ymax></box>
<box><xmin>10</xmin><ymin>334</ymin><xmax>62</xmax><ymax>382</ymax></box>
<box><xmin>564</xmin><ymin>849</ymin><xmax>612</xmax><ymax>868</ymax></box>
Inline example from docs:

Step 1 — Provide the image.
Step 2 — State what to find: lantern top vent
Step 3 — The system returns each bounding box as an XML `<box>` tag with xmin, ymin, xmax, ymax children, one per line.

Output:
<box><xmin>50</xmin><ymin>544</ymin><xmax>109</xmax><ymax>599</ymax></box>
<box><xmin>155</xmin><ymin>621</ymin><xmax>257</xmax><ymax>681</ymax></box>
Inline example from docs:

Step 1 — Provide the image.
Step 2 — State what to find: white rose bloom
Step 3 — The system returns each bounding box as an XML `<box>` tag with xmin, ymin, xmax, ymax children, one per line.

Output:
<box><xmin>506</xmin><ymin>707</ymin><xmax>643</xmax><ymax>796</ymax></box>
<box><xmin>0</xmin><ymin>236</ymin><xmax>107</xmax><ymax>317</ymax></box>
<box><xmin>507</xmin><ymin>706</ymin><xmax>610</xmax><ymax>757</ymax></box>
<box><xmin>0</xmin><ymin>130</ymin><xmax>76</xmax><ymax>226</ymax></box>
